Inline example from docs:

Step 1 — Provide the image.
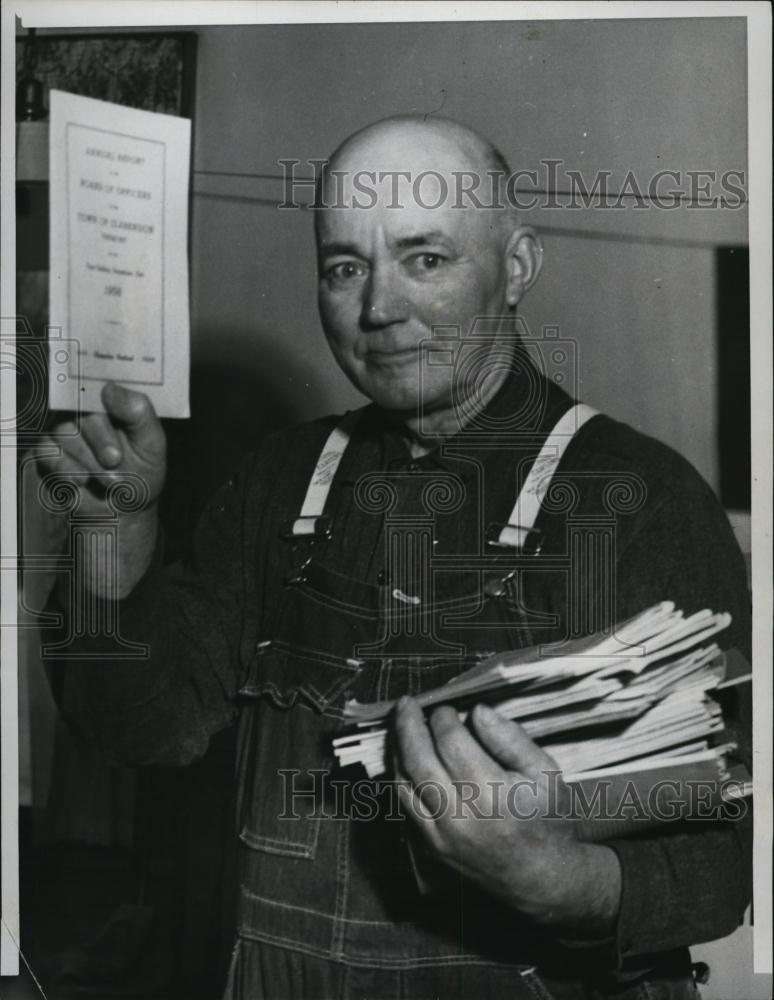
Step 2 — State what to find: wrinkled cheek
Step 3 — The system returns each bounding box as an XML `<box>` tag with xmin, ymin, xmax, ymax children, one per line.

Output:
<box><xmin>326</xmin><ymin>337</ymin><xmax>360</xmax><ymax>379</ymax></box>
<box><xmin>318</xmin><ymin>289</ymin><xmax>360</xmax><ymax>336</ymax></box>
<box><xmin>415</xmin><ymin>293</ymin><xmax>462</xmax><ymax>330</ymax></box>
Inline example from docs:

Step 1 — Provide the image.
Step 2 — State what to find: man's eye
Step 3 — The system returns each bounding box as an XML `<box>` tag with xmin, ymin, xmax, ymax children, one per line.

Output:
<box><xmin>406</xmin><ymin>252</ymin><xmax>447</xmax><ymax>274</ymax></box>
<box><xmin>325</xmin><ymin>261</ymin><xmax>366</xmax><ymax>282</ymax></box>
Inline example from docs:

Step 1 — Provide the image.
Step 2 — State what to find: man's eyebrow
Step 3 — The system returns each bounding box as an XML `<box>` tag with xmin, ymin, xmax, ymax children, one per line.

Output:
<box><xmin>318</xmin><ymin>241</ymin><xmax>363</xmax><ymax>258</ymax></box>
<box><xmin>393</xmin><ymin>232</ymin><xmax>452</xmax><ymax>250</ymax></box>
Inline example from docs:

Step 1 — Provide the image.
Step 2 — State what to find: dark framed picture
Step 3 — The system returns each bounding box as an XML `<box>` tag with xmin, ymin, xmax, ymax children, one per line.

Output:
<box><xmin>15</xmin><ymin>31</ymin><xmax>197</xmax><ymax>118</ymax></box>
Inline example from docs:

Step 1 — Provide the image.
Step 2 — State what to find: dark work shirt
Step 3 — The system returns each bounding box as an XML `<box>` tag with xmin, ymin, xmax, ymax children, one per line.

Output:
<box><xmin>53</xmin><ymin>367</ymin><xmax>752</xmax><ymax>977</ymax></box>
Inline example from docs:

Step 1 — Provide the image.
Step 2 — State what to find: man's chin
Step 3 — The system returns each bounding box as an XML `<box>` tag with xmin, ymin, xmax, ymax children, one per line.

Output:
<box><xmin>339</xmin><ymin>362</ymin><xmax>453</xmax><ymax>416</ymax></box>
<box><xmin>367</xmin><ymin>389</ymin><xmax>421</xmax><ymax>417</ymax></box>
<box><xmin>361</xmin><ymin>380</ymin><xmax>449</xmax><ymax>417</ymax></box>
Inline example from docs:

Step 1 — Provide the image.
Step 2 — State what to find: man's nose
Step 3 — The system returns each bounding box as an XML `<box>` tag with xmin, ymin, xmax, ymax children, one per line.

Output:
<box><xmin>360</xmin><ymin>264</ymin><xmax>408</xmax><ymax>329</ymax></box>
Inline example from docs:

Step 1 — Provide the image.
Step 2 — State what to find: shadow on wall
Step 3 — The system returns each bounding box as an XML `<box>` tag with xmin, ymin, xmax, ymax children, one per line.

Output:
<box><xmin>159</xmin><ymin>350</ymin><xmax>300</xmax><ymax>559</ymax></box>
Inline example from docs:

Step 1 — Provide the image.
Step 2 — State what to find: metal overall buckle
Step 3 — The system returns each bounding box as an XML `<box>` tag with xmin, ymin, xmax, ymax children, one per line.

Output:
<box><xmin>485</xmin><ymin>521</ymin><xmax>544</xmax><ymax>556</ymax></box>
<box><xmin>484</xmin><ymin>522</ymin><xmax>543</xmax><ymax>599</ymax></box>
<box><xmin>280</xmin><ymin>516</ymin><xmax>332</xmax><ymax>585</ymax></box>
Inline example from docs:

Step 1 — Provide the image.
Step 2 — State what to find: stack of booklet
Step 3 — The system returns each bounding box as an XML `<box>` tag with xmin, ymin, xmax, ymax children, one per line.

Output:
<box><xmin>333</xmin><ymin>602</ymin><xmax>751</xmax><ymax>839</ymax></box>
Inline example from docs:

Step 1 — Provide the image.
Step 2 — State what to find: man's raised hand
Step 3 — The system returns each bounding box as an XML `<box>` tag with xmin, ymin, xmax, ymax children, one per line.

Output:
<box><xmin>33</xmin><ymin>383</ymin><xmax>167</xmax><ymax>596</ymax></box>
<box><xmin>34</xmin><ymin>382</ymin><xmax>167</xmax><ymax>516</ymax></box>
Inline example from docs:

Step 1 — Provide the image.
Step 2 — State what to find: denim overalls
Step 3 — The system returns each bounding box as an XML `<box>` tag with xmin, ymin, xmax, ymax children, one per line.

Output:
<box><xmin>223</xmin><ymin>405</ymin><xmax>701</xmax><ymax>1000</ymax></box>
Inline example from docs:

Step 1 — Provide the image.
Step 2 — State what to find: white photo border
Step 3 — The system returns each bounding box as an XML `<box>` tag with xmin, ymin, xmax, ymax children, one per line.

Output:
<box><xmin>1</xmin><ymin>0</ymin><xmax>771</xmax><ymax>982</ymax></box>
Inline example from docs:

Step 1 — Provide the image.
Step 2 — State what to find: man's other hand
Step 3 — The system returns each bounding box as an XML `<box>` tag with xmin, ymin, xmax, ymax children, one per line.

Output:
<box><xmin>394</xmin><ymin>698</ymin><xmax>622</xmax><ymax>937</ymax></box>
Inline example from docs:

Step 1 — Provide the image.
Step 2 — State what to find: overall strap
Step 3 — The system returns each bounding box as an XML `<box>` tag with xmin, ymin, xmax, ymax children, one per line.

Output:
<box><xmin>289</xmin><ymin>411</ymin><xmax>360</xmax><ymax>537</ymax></box>
<box><xmin>491</xmin><ymin>402</ymin><xmax>600</xmax><ymax>550</ymax></box>
<box><xmin>291</xmin><ymin>403</ymin><xmax>599</xmax><ymax>544</ymax></box>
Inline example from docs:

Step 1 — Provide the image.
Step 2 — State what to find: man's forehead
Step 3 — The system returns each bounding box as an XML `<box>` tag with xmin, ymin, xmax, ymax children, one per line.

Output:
<box><xmin>321</xmin><ymin>160</ymin><xmax>482</xmax><ymax>203</ymax></box>
<box><xmin>315</xmin><ymin>201</ymin><xmax>481</xmax><ymax>253</ymax></box>
<box><xmin>315</xmin><ymin>172</ymin><xmax>506</xmax><ymax>245</ymax></box>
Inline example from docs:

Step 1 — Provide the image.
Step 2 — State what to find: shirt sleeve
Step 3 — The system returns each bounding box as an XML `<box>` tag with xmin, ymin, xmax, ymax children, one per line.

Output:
<box><xmin>47</xmin><ymin>449</ymin><xmax>266</xmax><ymax>768</ymax></box>
<box><xmin>596</xmin><ymin>479</ymin><xmax>752</xmax><ymax>963</ymax></box>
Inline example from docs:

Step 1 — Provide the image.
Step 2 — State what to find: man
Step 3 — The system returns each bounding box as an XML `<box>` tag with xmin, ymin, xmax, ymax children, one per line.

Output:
<box><xmin>38</xmin><ymin>116</ymin><xmax>751</xmax><ymax>999</ymax></box>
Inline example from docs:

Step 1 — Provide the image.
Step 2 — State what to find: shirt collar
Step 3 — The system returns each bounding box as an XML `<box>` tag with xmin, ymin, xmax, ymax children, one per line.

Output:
<box><xmin>358</xmin><ymin>352</ymin><xmax>575</xmax><ymax>482</ymax></box>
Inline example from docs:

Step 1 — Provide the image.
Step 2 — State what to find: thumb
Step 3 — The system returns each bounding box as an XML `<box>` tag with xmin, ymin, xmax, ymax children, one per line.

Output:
<box><xmin>102</xmin><ymin>383</ymin><xmax>164</xmax><ymax>454</ymax></box>
<box><xmin>471</xmin><ymin>704</ymin><xmax>560</xmax><ymax>779</ymax></box>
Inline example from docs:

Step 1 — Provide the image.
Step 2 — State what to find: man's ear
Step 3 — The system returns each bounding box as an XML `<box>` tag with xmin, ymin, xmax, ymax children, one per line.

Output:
<box><xmin>504</xmin><ymin>227</ymin><xmax>543</xmax><ymax>307</ymax></box>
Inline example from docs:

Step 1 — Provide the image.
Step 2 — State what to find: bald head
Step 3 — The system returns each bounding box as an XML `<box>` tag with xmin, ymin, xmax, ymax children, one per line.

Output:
<box><xmin>329</xmin><ymin>114</ymin><xmax>511</xmax><ymax>178</ymax></box>
<box><xmin>316</xmin><ymin>114</ymin><xmax>518</xmax><ymax>237</ymax></box>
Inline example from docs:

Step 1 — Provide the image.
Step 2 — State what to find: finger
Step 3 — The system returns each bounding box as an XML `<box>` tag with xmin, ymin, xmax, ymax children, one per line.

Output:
<box><xmin>393</xmin><ymin>762</ymin><xmax>446</xmax><ymax>845</ymax></box>
<box><xmin>32</xmin><ymin>435</ymin><xmax>73</xmax><ymax>475</ymax></box>
<box><xmin>394</xmin><ymin>696</ymin><xmax>450</xmax><ymax>790</ymax></box>
<box><xmin>57</xmin><ymin>418</ymin><xmax>122</xmax><ymax>474</ymax></box>
<box><xmin>32</xmin><ymin>435</ymin><xmax>95</xmax><ymax>478</ymax></box>
<box><xmin>32</xmin><ymin>424</ymin><xmax>104</xmax><ymax>475</ymax></box>
<box><xmin>31</xmin><ymin>441</ymin><xmax>101</xmax><ymax>512</ymax></box>
<box><xmin>79</xmin><ymin>412</ymin><xmax>125</xmax><ymax>469</ymax></box>
<box><xmin>471</xmin><ymin>704</ymin><xmax>561</xmax><ymax>780</ymax></box>
<box><xmin>428</xmin><ymin>705</ymin><xmax>504</xmax><ymax>785</ymax></box>
<box><xmin>43</xmin><ymin>408</ymin><xmax>77</xmax><ymax>434</ymax></box>
<box><xmin>101</xmin><ymin>383</ymin><xmax>164</xmax><ymax>459</ymax></box>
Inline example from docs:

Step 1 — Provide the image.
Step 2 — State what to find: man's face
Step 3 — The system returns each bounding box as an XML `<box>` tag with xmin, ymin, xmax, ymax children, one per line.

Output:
<box><xmin>316</xmin><ymin>141</ymin><xmax>513</xmax><ymax>417</ymax></box>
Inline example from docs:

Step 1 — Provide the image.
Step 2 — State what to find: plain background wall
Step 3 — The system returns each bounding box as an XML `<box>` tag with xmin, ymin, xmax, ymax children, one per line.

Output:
<box><xmin>189</xmin><ymin>18</ymin><xmax>748</xmax><ymax>495</ymax></box>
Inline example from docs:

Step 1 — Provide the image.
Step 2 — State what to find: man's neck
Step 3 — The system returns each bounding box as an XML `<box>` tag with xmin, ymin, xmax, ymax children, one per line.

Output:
<box><xmin>397</xmin><ymin>363</ymin><xmax>513</xmax><ymax>458</ymax></box>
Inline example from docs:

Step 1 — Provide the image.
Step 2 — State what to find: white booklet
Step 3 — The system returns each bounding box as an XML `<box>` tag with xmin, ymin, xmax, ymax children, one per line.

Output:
<box><xmin>48</xmin><ymin>90</ymin><xmax>191</xmax><ymax>418</ymax></box>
